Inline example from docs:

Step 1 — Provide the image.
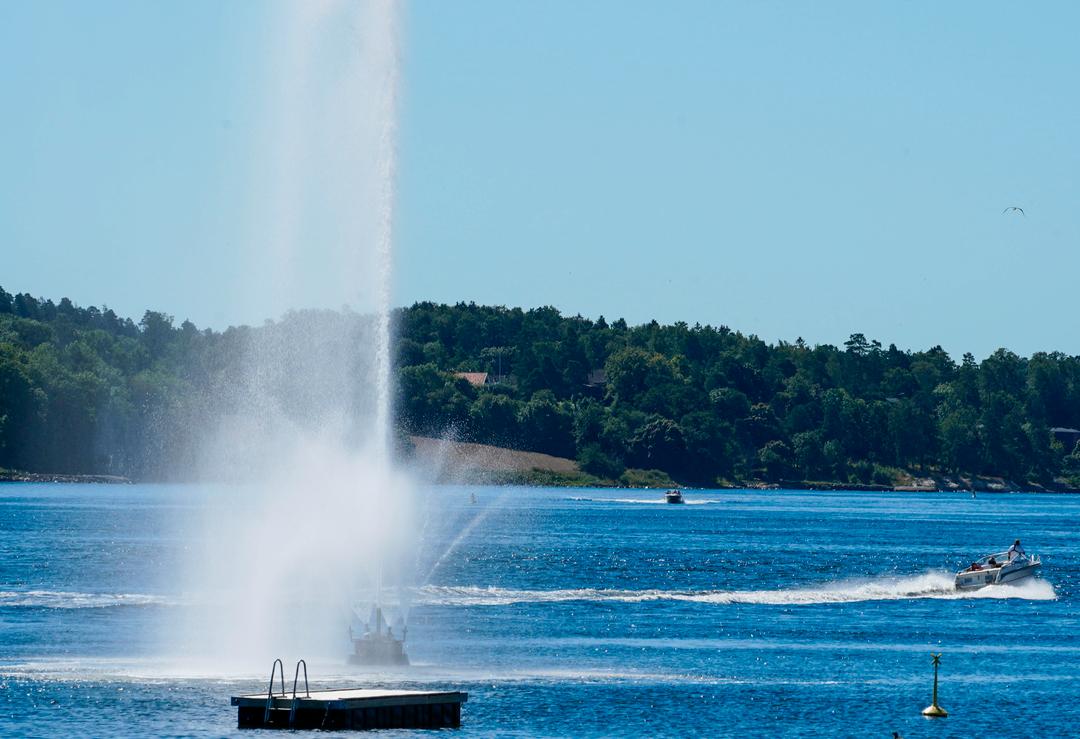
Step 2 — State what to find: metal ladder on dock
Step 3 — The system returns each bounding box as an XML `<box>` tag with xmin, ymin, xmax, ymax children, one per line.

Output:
<box><xmin>264</xmin><ymin>658</ymin><xmax>310</xmax><ymax>728</ymax></box>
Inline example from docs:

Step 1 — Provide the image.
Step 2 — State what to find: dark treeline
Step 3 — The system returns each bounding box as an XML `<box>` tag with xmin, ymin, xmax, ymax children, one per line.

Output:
<box><xmin>5</xmin><ymin>285</ymin><xmax>1080</xmax><ymax>486</ymax></box>
<box><xmin>398</xmin><ymin>303</ymin><xmax>1080</xmax><ymax>487</ymax></box>
<box><xmin>0</xmin><ymin>286</ymin><xmax>252</xmax><ymax>478</ymax></box>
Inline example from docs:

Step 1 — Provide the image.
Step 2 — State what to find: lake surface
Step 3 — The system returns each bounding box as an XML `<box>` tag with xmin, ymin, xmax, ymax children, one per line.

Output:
<box><xmin>1</xmin><ymin>483</ymin><xmax>1077</xmax><ymax>737</ymax></box>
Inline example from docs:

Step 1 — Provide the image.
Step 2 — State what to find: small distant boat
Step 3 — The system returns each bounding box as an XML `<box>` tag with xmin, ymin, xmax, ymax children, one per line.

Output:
<box><xmin>665</xmin><ymin>489</ymin><xmax>684</xmax><ymax>504</ymax></box>
<box><xmin>954</xmin><ymin>551</ymin><xmax>1041</xmax><ymax>591</ymax></box>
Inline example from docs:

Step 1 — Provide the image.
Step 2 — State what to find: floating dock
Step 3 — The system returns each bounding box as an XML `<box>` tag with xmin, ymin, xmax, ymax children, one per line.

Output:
<box><xmin>232</xmin><ymin>687</ymin><xmax>467</xmax><ymax>730</ymax></box>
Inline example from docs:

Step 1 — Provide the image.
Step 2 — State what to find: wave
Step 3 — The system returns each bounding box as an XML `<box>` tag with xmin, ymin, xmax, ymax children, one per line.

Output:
<box><xmin>568</xmin><ymin>497</ymin><xmax>720</xmax><ymax>505</ymax></box>
<box><xmin>1</xmin><ymin>575</ymin><xmax>1055</xmax><ymax>611</ymax></box>
<box><xmin>416</xmin><ymin>573</ymin><xmax>1056</xmax><ymax>607</ymax></box>
<box><xmin>0</xmin><ymin>659</ymin><xmax>699</xmax><ymax>685</ymax></box>
<box><xmin>0</xmin><ymin>590</ymin><xmax>173</xmax><ymax>609</ymax></box>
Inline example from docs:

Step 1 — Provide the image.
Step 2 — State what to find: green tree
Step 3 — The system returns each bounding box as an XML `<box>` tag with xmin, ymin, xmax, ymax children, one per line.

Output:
<box><xmin>578</xmin><ymin>443</ymin><xmax>625</xmax><ymax>479</ymax></box>
<box><xmin>518</xmin><ymin>391</ymin><xmax>574</xmax><ymax>457</ymax></box>
<box><xmin>468</xmin><ymin>393</ymin><xmax>521</xmax><ymax>447</ymax></box>
<box><xmin>627</xmin><ymin>416</ymin><xmax>686</xmax><ymax>474</ymax></box>
<box><xmin>758</xmin><ymin>439</ymin><xmax>792</xmax><ymax>479</ymax></box>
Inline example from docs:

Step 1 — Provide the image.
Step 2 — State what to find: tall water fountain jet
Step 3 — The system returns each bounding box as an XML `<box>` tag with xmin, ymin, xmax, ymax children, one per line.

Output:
<box><xmin>165</xmin><ymin>0</ymin><xmax>411</xmax><ymax>675</ymax></box>
<box><xmin>372</xmin><ymin>0</ymin><xmax>399</xmax><ymax>463</ymax></box>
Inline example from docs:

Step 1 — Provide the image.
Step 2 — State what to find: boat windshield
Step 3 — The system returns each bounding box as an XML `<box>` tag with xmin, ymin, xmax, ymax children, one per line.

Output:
<box><xmin>973</xmin><ymin>551</ymin><xmax>1023</xmax><ymax>568</ymax></box>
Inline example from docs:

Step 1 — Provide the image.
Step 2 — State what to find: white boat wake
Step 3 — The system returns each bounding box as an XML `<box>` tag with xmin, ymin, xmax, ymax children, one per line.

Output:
<box><xmin>0</xmin><ymin>573</ymin><xmax>1055</xmax><ymax>612</ymax></box>
<box><xmin>416</xmin><ymin>572</ymin><xmax>1056</xmax><ymax>607</ymax></box>
<box><xmin>568</xmin><ymin>497</ymin><xmax>720</xmax><ymax>505</ymax></box>
<box><xmin>0</xmin><ymin>590</ymin><xmax>174</xmax><ymax>609</ymax></box>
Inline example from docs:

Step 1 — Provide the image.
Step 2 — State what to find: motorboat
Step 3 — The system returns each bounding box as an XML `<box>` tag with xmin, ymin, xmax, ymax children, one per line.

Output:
<box><xmin>348</xmin><ymin>605</ymin><xmax>409</xmax><ymax>666</ymax></box>
<box><xmin>665</xmin><ymin>489</ymin><xmax>684</xmax><ymax>504</ymax></box>
<box><xmin>954</xmin><ymin>551</ymin><xmax>1041</xmax><ymax>591</ymax></box>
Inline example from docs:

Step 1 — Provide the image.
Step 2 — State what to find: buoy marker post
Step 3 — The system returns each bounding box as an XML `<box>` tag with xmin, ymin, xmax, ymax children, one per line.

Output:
<box><xmin>921</xmin><ymin>653</ymin><xmax>948</xmax><ymax>718</ymax></box>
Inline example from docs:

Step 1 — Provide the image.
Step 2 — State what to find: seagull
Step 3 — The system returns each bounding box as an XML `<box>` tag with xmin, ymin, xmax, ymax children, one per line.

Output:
<box><xmin>1002</xmin><ymin>206</ymin><xmax>1025</xmax><ymax>216</ymax></box>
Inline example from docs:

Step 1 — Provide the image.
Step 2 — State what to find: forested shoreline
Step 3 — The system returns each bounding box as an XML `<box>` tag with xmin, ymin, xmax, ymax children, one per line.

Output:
<box><xmin>5</xmin><ymin>285</ymin><xmax>1080</xmax><ymax>490</ymax></box>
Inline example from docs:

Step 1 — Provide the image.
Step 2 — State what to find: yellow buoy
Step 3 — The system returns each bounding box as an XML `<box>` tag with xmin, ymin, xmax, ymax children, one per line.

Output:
<box><xmin>921</xmin><ymin>653</ymin><xmax>948</xmax><ymax>717</ymax></box>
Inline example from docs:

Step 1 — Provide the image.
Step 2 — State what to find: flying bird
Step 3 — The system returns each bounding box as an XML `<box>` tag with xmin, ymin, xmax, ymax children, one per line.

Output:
<box><xmin>1002</xmin><ymin>206</ymin><xmax>1025</xmax><ymax>216</ymax></box>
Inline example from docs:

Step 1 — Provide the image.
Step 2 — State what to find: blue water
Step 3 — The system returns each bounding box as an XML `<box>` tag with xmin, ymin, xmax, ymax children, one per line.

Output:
<box><xmin>2</xmin><ymin>484</ymin><xmax>1078</xmax><ymax>737</ymax></box>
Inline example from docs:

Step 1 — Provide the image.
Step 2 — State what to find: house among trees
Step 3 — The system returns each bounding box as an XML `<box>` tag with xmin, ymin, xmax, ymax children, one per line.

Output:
<box><xmin>1051</xmin><ymin>427</ymin><xmax>1080</xmax><ymax>451</ymax></box>
<box><xmin>453</xmin><ymin>372</ymin><xmax>491</xmax><ymax>388</ymax></box>
<box><xmin>583</xmin><ymin>369</ymin><xmax>607</xmax><ymax>398</ymax></box>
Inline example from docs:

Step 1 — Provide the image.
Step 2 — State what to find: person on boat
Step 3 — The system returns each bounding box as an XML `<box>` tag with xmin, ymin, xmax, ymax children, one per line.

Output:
<box><xmin>1008</xmin><ymin>539</ymin><xmax>1025</xmax><ymax>561</ymax></box>
<box><xmin>969</xmin><ymin>561</ymin><xmax>982</xmax><ymax>571</ymax></box>
<box><xmin>987</xmin><ymin>556</ymin><xmax>999</xmax><ymax>568</ymax></box>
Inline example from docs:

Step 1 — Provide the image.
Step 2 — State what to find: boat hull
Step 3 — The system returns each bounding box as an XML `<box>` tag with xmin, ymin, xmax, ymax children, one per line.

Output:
<box><xmin>996</xmin><ymin>561</ymin><xmax>1040</xmax><ymax>585</ymax></box>
<box><xmin>955</xmin><ymin>561</ymin><xmax>1040</xmax><ymax>591</ymax></box>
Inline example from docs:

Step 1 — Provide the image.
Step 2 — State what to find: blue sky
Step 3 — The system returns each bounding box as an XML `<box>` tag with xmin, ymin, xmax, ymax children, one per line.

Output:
<box><xmin>2</xmin><ymin>1</ymin><xmax>1078</xmax><ymax>358</ymax></box>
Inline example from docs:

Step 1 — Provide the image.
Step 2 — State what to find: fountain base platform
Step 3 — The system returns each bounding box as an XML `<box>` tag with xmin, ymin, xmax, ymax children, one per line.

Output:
<box><xmin>348</xmin><ymin>632</ymin><xmax>409</xmax><ymax>666</ymax></box>
<box><xmin>232</xmin><ymin>687</ymin><xmax>467</xmax><ymax>730</ymax></box>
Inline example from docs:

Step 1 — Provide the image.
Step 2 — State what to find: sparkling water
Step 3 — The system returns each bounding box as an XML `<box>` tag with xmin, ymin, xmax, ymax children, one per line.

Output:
<box><xmin>1</xmin><ymin>484</ymin><xmax>1077</xmax><ymax>737</ymax></box>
